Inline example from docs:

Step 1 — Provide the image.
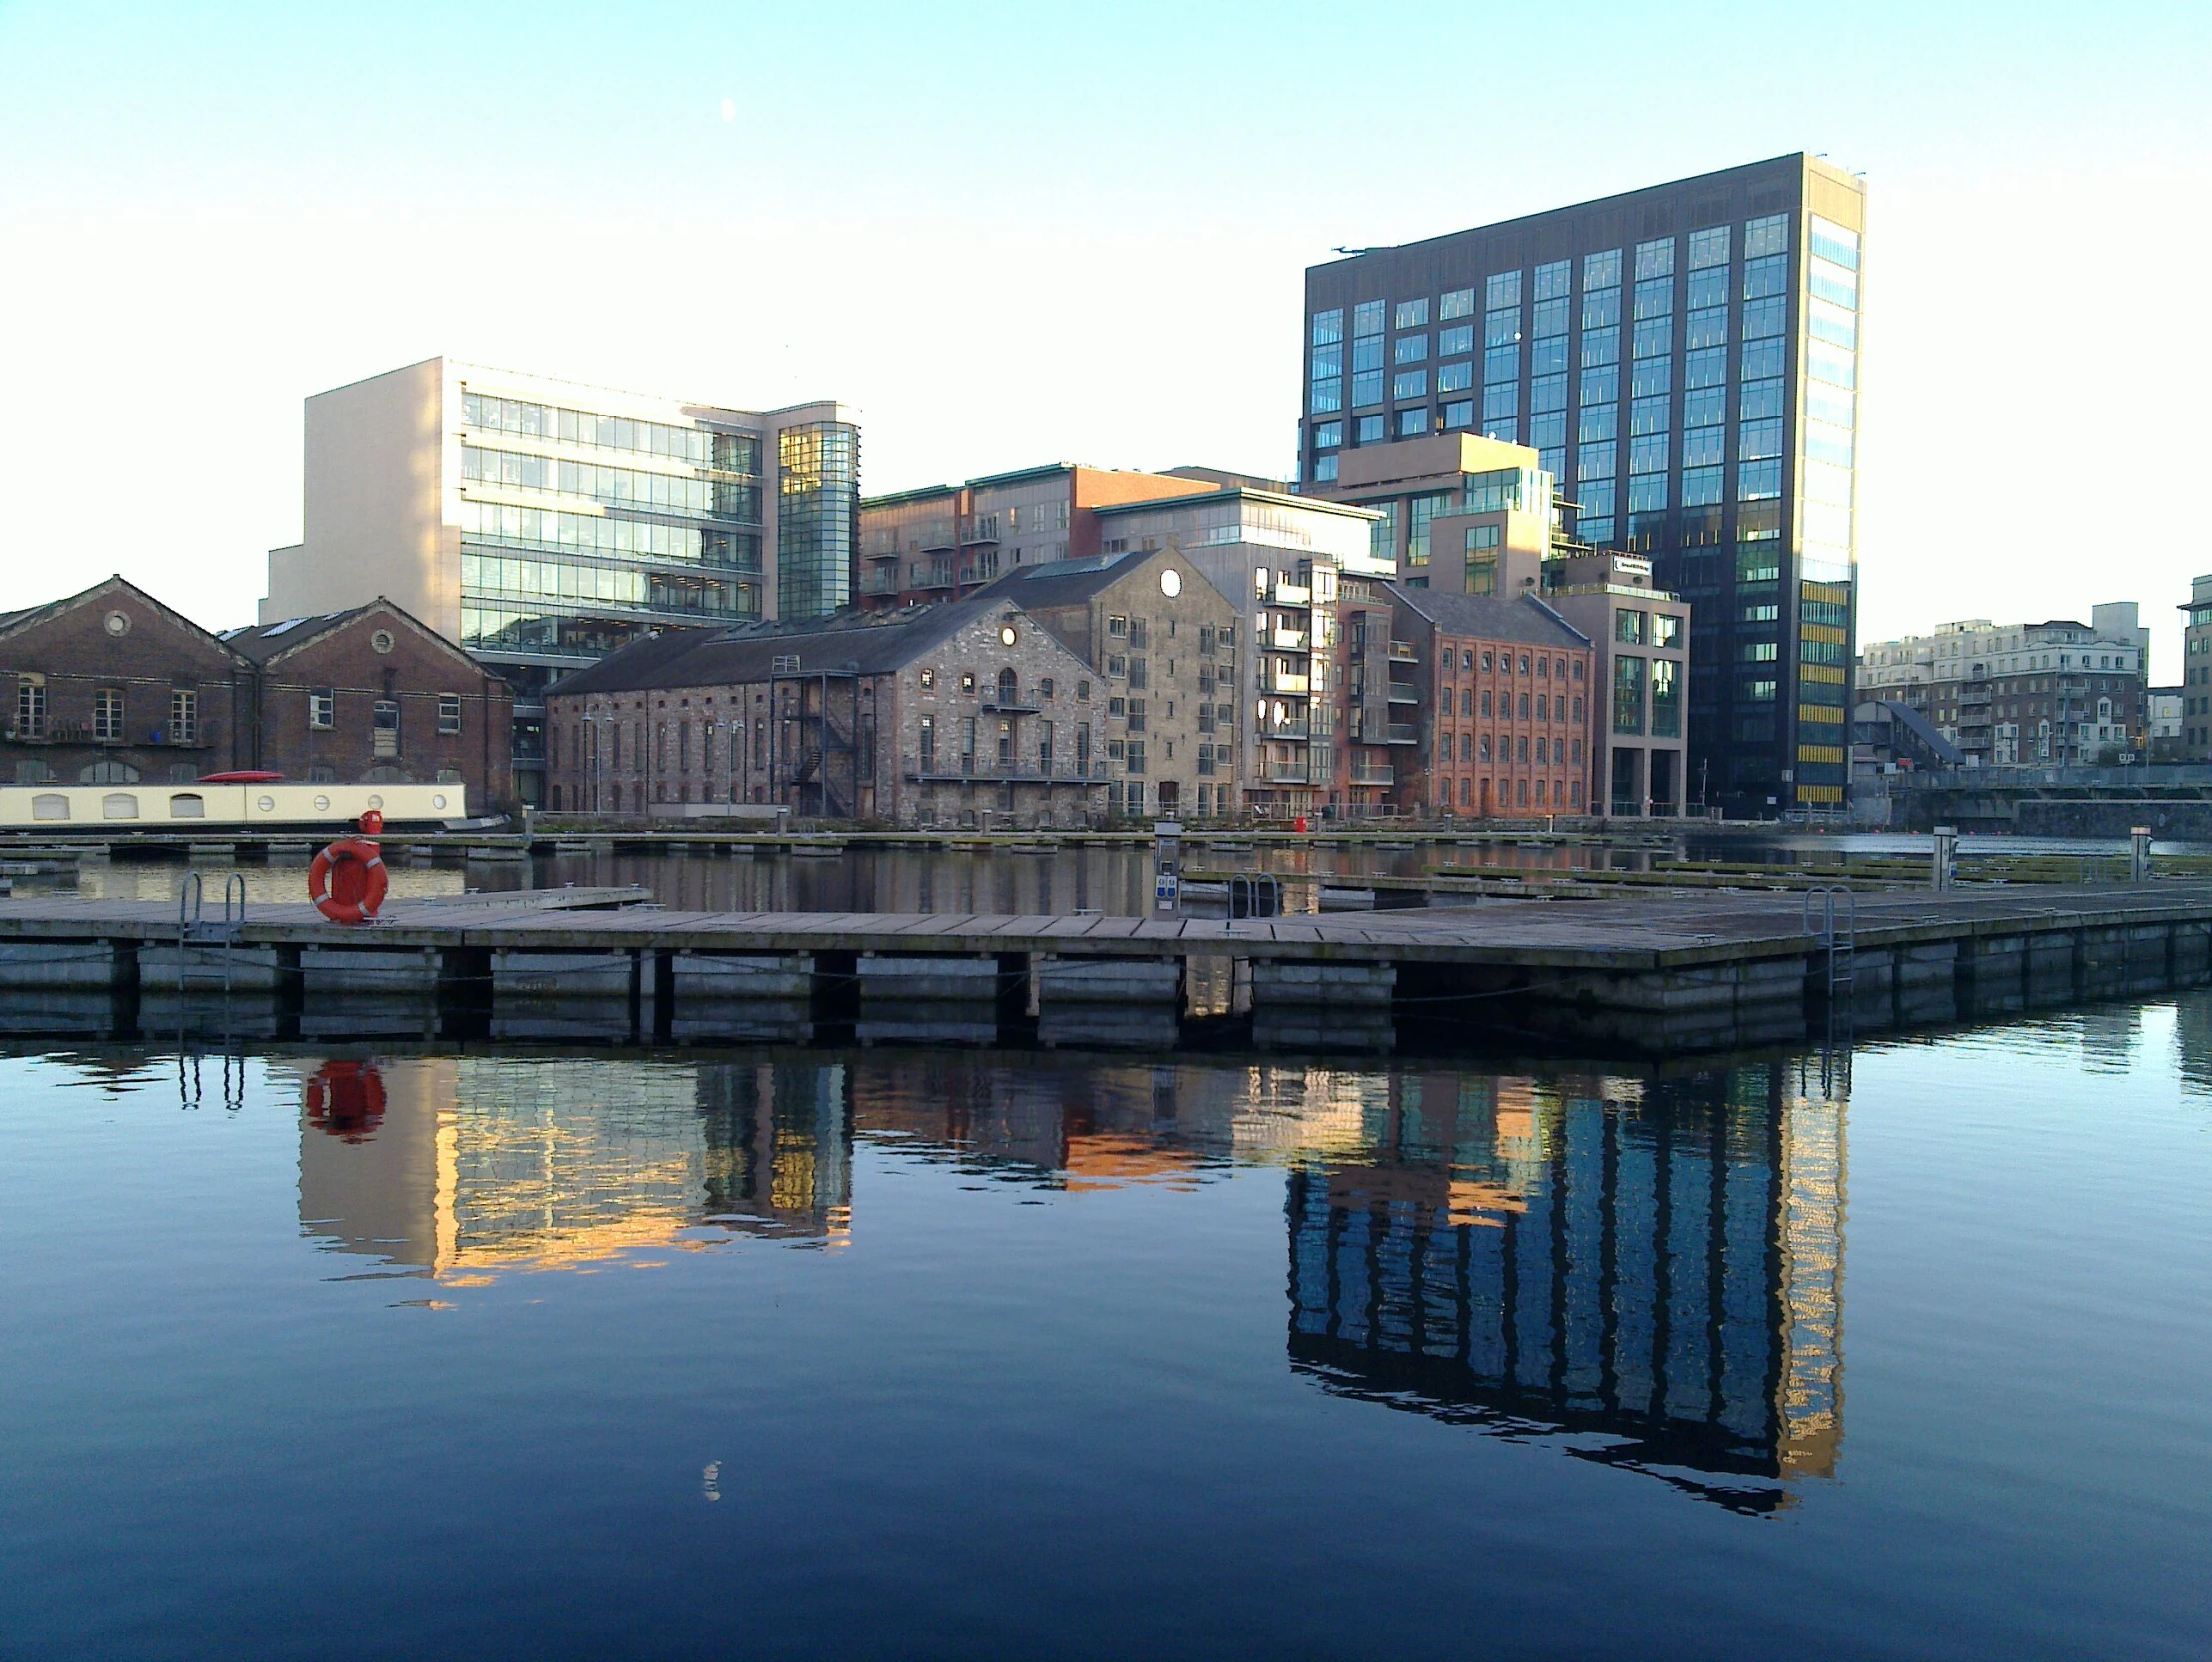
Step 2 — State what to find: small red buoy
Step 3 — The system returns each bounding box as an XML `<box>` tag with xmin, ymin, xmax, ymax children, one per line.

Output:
<box><xmin>1294</xmin><ymin>815</ymin><xmax>1310</xmax><ymax>834</ymax></box>
<box><xmin>309</xmin><ymin>812</ymin><xmax>388</xmax><ymax>925</ymax></box>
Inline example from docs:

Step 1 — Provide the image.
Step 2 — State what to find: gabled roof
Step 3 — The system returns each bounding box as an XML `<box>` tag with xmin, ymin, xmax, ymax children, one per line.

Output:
<box><xmin>1387</xmin><ymin>585</ymin><xmax>1592</xmax><ymax>649</ymax></box>
<box><xmin>0</xmin><ymin>574</ymin><xmax>249</xmax><ymax>664</ymax></box>
<box><xmin>546</xmin><ymin>596</ymin><xmax>1035</xmax><ymax>697</ymax></box>
<box><xmin>219</xmin><ymin>596</ymin><xmax>481</xmax><ymax>672</ymax></box>
<box><xmin>980</xmin><ymin>545</ymin><xmax>1234</xmax><ymax>615</ymax></box>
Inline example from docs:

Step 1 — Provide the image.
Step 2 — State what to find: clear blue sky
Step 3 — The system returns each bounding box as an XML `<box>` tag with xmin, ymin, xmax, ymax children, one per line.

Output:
<box><xmin>2</xmin><ymin>1</ymin><xmax>2205</xmax><ymax>663</ymax></box>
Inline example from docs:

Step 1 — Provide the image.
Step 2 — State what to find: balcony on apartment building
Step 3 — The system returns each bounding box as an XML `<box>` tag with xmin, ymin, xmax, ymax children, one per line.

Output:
<box><xmin>1387</xmin><ymin>641</ymin><xmax>1416</xmax><ymax>663</ymax></box>
<box><xmin>1350</xmin><ymin>763</ymin><xmax>1394</xmax><ymax>786</ymax></box>
<box><xmin>909</xmin><ymin>565</ymin><xmax>958</xmax><ymax>592</ymax></box>
<box><xmin>1259</xmin><ymin>665</ymin><xmax>1310</xmax><ymax>695</ymax></box>
<box><xmin>1386</xmin><ymin>678</ymin><xmax>1419</xmax><ymax>704</ymax></box>
<box><xmin>1271</xmin><ymin>581</ymin><xmax>1312</xmax><ymax>606</ymax></box>
<box><xmin>1263</xmin><ymin>762</ymin><xmax>1310</xmax><ymax>784</ymax></box>
<box><xmin>1270</xmin><ymin>626</ymin><xmax>1311</xmax><ymax>653</ymax></box>
<box><xmin>1258</xmin><ymin>718</ymin><xmax>1311</xmax><ymax>742</ymax></box>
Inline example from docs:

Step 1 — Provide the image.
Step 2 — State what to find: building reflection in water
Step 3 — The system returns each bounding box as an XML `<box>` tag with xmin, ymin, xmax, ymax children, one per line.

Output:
<box><xmin>294</xmin><ymin>1057</ymin><xmax>851</xmax><ymax>1277</ymax></box>
<box><xmin>288</xmin><ymin>1048</ymin><xmax>1844</xmax><ymax>1507</ymax></box>
<box><xmin>1285</xmin><ymin>1060</ymin><xmax>1846</xmax><ymax>1513</ymax></box>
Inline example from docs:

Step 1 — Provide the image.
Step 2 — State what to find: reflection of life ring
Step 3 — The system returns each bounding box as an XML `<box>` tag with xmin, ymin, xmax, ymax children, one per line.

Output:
<box><xmin>304</xmin><ymin>1059</ymin><xmax>387</xmax><ymax>1142</ymax></box>
<box><xmin>309</xmin><ymin>837</ymin><xmax>388</xmax><ymax>924</ymax></box>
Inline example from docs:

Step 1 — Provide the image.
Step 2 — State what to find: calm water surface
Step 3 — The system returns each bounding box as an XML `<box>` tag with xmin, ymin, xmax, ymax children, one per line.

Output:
<box><xmin>2</xmin><ymin>1008</ymin><xmax>2208</xmax><ymax>1658</ymax></box>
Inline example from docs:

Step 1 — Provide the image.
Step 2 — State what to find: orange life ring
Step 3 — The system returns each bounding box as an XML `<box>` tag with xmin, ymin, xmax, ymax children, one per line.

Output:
<box><xmin>309</xmin><ymin>837</ymin><xmax>388</xmax><ymax>924</ymax></box>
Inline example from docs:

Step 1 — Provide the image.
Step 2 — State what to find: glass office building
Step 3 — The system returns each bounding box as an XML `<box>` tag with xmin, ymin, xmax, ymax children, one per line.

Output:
<box><xmin>262</xmin><ymin>359</ymin><xmax>859</xmax><ymax>803</ymax></box>
<box><xmin>1301</xmin><ymin>155</ymin><xmax>1863</xmax><ymax>813</ymax></box>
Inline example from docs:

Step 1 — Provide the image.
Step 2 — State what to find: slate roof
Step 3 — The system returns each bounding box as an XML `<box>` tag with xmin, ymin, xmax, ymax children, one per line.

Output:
<box><xmin>977</xmin><ymin>549</ymin><xmax>1148</xmax><ymax>611</ymax></box>
<box><xmin>1387</xmin><ymin>585</ymin><xmax>1592</xmax><ymax>649</ymax></box>
<box><xmin>220</xmin><ymin>603</ymin><xmax>380</xmax><ymax>662</ymax></box>
<box><xmin>547</xmin><ymin>596</ymin><xmax>1022</xmax><ymax>696</ymax></box>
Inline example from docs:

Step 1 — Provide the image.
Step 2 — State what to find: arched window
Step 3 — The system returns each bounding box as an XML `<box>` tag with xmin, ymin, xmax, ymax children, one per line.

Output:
<box><xmin>168</xmin><ymin>793</ymin><xmax>205</xmax><ymax>819</ymax></box>
<box><xmin>997</xmin><ymin>668</ymin><xmax>1020</xmax><ymax>706</ymax></box>
<box><xmin>79</xmin><ymin>760</ymin><xmax>139</xmax><ymax>784</ymax></box>
<box><xmin>102</xmin><ymin>793</ymin><xmax>140</xmax><ymax>820</ymax></box>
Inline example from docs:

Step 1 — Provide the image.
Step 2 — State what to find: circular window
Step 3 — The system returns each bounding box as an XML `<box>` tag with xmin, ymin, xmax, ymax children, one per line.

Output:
<box><xmin>1160</xmin><ymin>568</ymin><xmax>1182</xmax><ymax>598</ymax></box>
<box><xmin>366</xmin><ymin>794</ymin><xmax>384</xmax><ymax>810</ymax></box>
<box><xmin>999</xmin><ymin>624</ymin><xmax>1017</xmax><ymax>646</ymax></box>
<box><xmin>256</xmin><ymin>794</ymin><xmax>276</xmax><ymax>812</ymax></box>
<box><xmin>104</xmin><ymin>610</ymin><xmax>131</xmax><ymax>636</ymax></box>
<box><xmin>370</xmin><ymin>629</ymin><xmax>395</xmax><ymax>655</ymax></box>
<box><xmin>431</xmin><ymin>794</ymin><xmax>448</xmax><ymax>811</ymax></box>
<box><xmin>313</xmin><ymin>794</ymin><xmax>330</xmax><ymax>812</ymax></box>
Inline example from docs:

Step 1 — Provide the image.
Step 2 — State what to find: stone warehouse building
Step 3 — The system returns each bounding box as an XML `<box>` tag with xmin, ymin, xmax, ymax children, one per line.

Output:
<box><xmin>1</xmin><ymin>576</ymin><xmax>514</xmax><ymax>810</ymax></box>
<box><xmin>544</xmin><ymin>598</ymin><xmax>1110</xmax><ymax>826</ymax></box>
<box><xmin>982</xmin><ymin>547</ymin><xmax>1243</xmax><ymax>820</ymax></box>
<box><xmin>1386</xmin><ymin>587</ymin><xmax>1597</xmax><ymax>816</ymax></box>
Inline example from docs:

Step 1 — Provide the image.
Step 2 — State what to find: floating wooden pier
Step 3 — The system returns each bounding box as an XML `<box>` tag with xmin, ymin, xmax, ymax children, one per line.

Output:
<box><xmin>1</xmin><ymin>881</ymin><xmax>2209</xmax><ymax>1054</ymax></box>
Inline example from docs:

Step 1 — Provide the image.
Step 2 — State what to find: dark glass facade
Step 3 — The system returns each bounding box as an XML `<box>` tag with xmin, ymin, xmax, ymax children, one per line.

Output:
<box><xmin>777</xmin><ymin>422</ymin><xmax>861</xmax><ymax>621</ymax></box>
<box><xmin>1301</xmin><ymin>154</ymin><xmax>1863</xmax><ymax>813</ymax></box>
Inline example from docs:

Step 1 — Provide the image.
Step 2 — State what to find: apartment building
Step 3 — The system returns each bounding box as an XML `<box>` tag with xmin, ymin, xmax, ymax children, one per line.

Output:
<box><xmin>982</xmin><ymin>547</ymin><xmax>1242</xmax><ymax>820</ymax></box>
<box><xmin>1387</xmin><ymin>588</ymin><xmax>1596</xmax><ymax>815</ymax></box>
<box><xmin>260</xmin><ymin>358</ymin><xmax>858</xmax><ymax>803</ymax></box>
<box><xmin>856</xmin><ymin>465</ymin><xmax>1219</xmax><ymax>612</ymax></box>
<box><xmin>544</xmin><ymin>597</ymin><xmax>1107</xmax><ymax>827</ymax></box>
<box><xmin>1860</xmin><ymin>609</ymin><xmax>2147</xmax><ymax>765</ymax></box>
<box><xmin>1300</xmin><ymin>154</ymin><xmax>1864</xmax><ymax>813</ymax></box>
<box><xmin>2181</xmin><ymin>576</ymin><xmax>2212</xmax><ymax>759</ymax></box>
<box><xmin>1082</xmin><ymin>487</ymin><xmax>1389</xmax><ymax>817</ymax></box>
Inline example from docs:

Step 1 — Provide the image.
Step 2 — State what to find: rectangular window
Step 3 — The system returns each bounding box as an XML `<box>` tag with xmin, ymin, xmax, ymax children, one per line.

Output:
<box><xmin>1534</xmin><ymin>259</ymin><xmax>1570</xmax><ymax>301</ymax></box>
<box><xmin>1438</xmin><ymin>323</ymin><xmax>1475</xmax><ymax>357</ymax></box>
<box><xmin>1314</xmin><ymin>420</ymin><xmax>1343</xmax><ymax>449</ymax></box>
<box><xmin>1309</xmin><ymin>377</ymin><xmax>1342</xmax><ymax>415</ymax></box>
<box><xmin>1685</xmin><ymin>307</ymin><xmax>1728</xmax><ymax>350</ymax></box>
<box><xmin>1635</xmin><ymin>237</ymin><xmax>1676</xmax><ymax>279</ymax></box>
<box><xmin>1633</xmin><ymin>277</ymin><xmax>1673</xmax><ymax>320</ymax></box>
<box><xmin>1530</xmin><ymin>374</ymin><xmax>1567</xmax><ymax>414</ymax></box>
<box><xmin>1684</xmin><ymin>386</ymin><xmax>1727</xmax><ymax>427</ymax></box>
<box><xmin>1439</xmin><ymin>287</ymin><xmax>1475</xmax><ymax>320</ymax></box>
<box><xmin>1579</xmin><ymin>403</ymin><xmax>1617</xmax><ymax>443</ymax></box>
<box><xmin>1738</xmin><ymin>458</ymin><xmax>1784</xmax><ymax>501</ymax></box>
<box><xmin>1353</xmin><ymin>300</ymin><xmax>1385</xmax><ymax>336</ymax></box>
<box><xmin>1395</xmin><ymin>333</ymin><xmax>1428</xmax><ymax>364</ymax></box>
<box><xmin>1578</xmin><ymin>441</ymin><xmax>1617</xmax><ymax>479</ymax></box>
<box><xmin>1682</xmin><ymin>465</ymin><xmax>1724</xmax><ymax>505</ymax></box>
<box><xmin>1531</xmin><ymin>296</ymin><xmax>1570</xmax><ymax>339</ymax></box>
<box><xmin>1629</xmin><ymin>433</ymin><xmax>1669</xmax><ymax>474</ymax></box>
<box><xmin>1579</xmin><ymin>365</ymin><xmax>1618</xmax><ymax>408</ymax></box>
<box><xmin>1682</xmin><ymin>427</ymin><xmax>1724</xmax><ymax>469</ymax></box>
<box><xmin>1582</xmin><ymin>249</ymin><xmax>1622</xmax><ymax>290</ymax></box>
<box><xmin>1529</xmin><ymin>411</ymin><xmax>1565</xmax><ymax>450</ymax></box>
<box><xmin>93</xmin><ymin>688</ymin><xmax>123</xmax><ymax>743</ymax></box>
<box><xmin>1689</xmin><ymin>225</ymin><xmax>1731</xmax><ymax>269</ymax></box>
<box><xmin>1580</xmin><ymin>327</ymin><xmax>1619</xmax><ymax>368</ymax></box>
<box><xmin>1581</xmin><ymin>287</ymin><xmax>1620</xmax><ymax>330</ymax></box>
<box><xmin>1484</xmin><ymin>271</ymin><xmax>1521</xmax><ymax>310</ymax></box>
<box><xmin>1436</xmin><ymin>360</ymin><xmax>1472</xmax><ymax>393</ymax></box>
<box><xmin>1613</xmin><ymin>655</ymin><xmax>1648</xmax><ymax>734</ymax></box>
<box><xmin>1743</xmin><ymin>296</ymin><xmax>1787</xmax><ymax>339</ymax></box>
<box><xmin>1311</xmin><ymin>308</ymin><xmax>1344</xmax><ymax>345</ymax></box>
<box><xmin>372</xmin><ymin>699</ymin><xmax>400</xmax><ymax>758</ymax></box>
<box><xmin>15</xmin><ymin>678</ymin><xmax>46</xmax><ymax>739</ymax></box>
<box><xmin>1310</xmin><ymin>454</ymin><xmax>1339</xmax><ymax>482</ymax></box>
<box><xmin>1350</xmin><ymin>371</ymin><xmax>1383</xmax><ymax>409</ymax></box>
<box><xmin>1443</xmin><ymin>399</ymin><xmax>1475</xmax><ymax>430</ymax></box>
<box><xmin>1393</xmin><ymin>368</ymin><xmax>1428</xmax><ymax>400</ymax></box>
<box><xmin>1624</xmin><ymin>397</ymin><xmax>1667</xmax><ymax>439</ymax></box>
<box><xmin>1809</xmin><ymin>214</ymin><xmax>1859</xmax><ymax>271</ymax></box>
<box><xmin>1356</xmin><ymin>415</ymin><xmax>1385</xmax><ymax>444</ymax></box>
<box><xmin>438</xmin><ymin>694</ymin><xmax>462</xmax><ymax>735</ymax></box>
<box><xmin>1743</xmin><ymin>254</ymin><xmax>1789</xmax><ymax>300</ymax></box>
<box><xmin>1808</xmin><ymin>297</ymin><xmax>1857</xmax><ymax>349</ymax></box>
<box><xmin>1746</xmin><ymin>213</ymin><xmax>1790</xmax><ymax>258</ymax></box>
<box><xmin>167</xmin><ymin>690</ymin><xmax>197</xmax><ymax>746</ymax></box>
<box><xmin>1395</xmin><ymin>297</ymin><xmax>1429</xmax><ymax>329</ymax></box>
<box><xmin>1397</xmin><ymin>409</ymin><xmax>1428</xmax><ymax>437</ymax></box>
<box><xmin>1688</xmin><ymin>268</ymin><xmax>1729</xmax><ymax>310</ymax></box>
<box><xmin>1631</xmin><ymin>357</ymin><xmax>1672</xmax><ymax>399</ymax></box>
<box><xmin>1738</xmin><ymin>418</ymin><xmax>1785</xmax><ymax>461</ymax></box>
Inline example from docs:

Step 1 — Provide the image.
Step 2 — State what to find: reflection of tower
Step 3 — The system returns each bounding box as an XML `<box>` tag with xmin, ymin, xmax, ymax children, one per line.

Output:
<box><xmin>2078</xmin><ymin>1007</ymin><xmax>2143</xmax><ymax>1074</ymax></box>
<box><xmin>1286</xmin><ymin>1064</ymin><xmax>1847</xmax><ymax>1512</ymax></box>
<box><xmin>697</xmin><ymin>1063</ymin><xmax>853</xmax><ymax>1244</ymax></box>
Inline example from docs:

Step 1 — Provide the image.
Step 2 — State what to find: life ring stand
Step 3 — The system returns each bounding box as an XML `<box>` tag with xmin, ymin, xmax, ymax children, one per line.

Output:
<box><xmin>309</xmin><ymin>810</ymin><xmax>389</xmax><ymax>925</ymax></box>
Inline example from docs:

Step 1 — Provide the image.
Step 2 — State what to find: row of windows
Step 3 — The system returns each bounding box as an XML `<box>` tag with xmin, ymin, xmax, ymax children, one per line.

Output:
<box><xmin>458</xmin><ymin>501</ymin><xmax>751</xmax><ymax>566</ymax></box>
<box><xmin>1436</xmin><ymin>732</ymin><xmax>1583</xmax><ymax>765</ymax></box>
<box><xmin>13</xmin><ymin>682</ymin><xmax>200</xmax><ymax>745</ymax></box>
<box><xmin>1438</xmin><ymin>689</ymin><xmax>1586</xmax><ymax>721</ymax></box>
<box><xmin>462</xmin><ymin>445</ymin><xmax>765</xmax><ymax>523</ymax></box>
<box><xmin>461</xmin><ymin>392</ymin><xmax>759</xmax><ymax>474</ymax></box>
<box><xmin>1440</xmin><ymin>645</ymin><xmax>1581</xmax><ymax>679</ymax></box>
<box><xmin>1612</xmin><ymin>657</ymin><xmax>1682</xmax><ymax>737</ymax></box>
<box><xmin>1432</xmin><ymin>777</ymin><xmax>1585</xmax><ymax>811</ymax></box>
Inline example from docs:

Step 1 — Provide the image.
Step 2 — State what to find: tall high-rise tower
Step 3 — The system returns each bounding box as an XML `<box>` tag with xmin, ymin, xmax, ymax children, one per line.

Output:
<box><xmin>1300</xmin><ymin>155</ymin><xmax>1863</xmax><ymax>814</ymax></box>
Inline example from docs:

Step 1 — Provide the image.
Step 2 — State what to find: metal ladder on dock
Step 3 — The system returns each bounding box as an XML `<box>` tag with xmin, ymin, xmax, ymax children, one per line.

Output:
<box><xmin>178</xmin><ymin>871</ymin><xmax>248</xmax><ymax>993</ymax></box>
<box><xmin>1802</xmin><ymin>884</ymin><xmax>1857</xmax><ymax>1096</ymax></box>
<box><xmin>1801</xmin><ymin>884</ymin><xmax>1856</xmax><ymax>1007</ymax></box>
